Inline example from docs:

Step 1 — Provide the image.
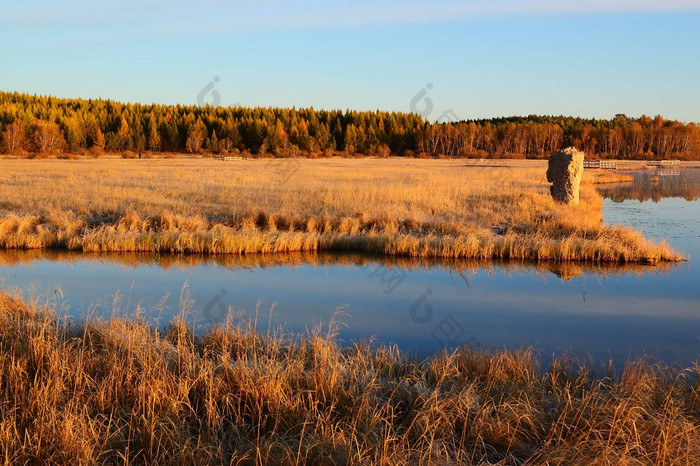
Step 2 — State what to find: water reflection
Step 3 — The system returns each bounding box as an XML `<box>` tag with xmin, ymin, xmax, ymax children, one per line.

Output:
<box><xmin>0</xmin><ymin>169</ymin><xmax>699</xmax><ymax>367</ymax></box>
<box><xmin>597</xmin><ymin>168</ymin><xmax>700</xmax><ymax>202</ymax></box>
<box><xmin>0</xmin><ymin>246</ymin><xmax>691</xmax><ymax>367</ymax></box>
<box><xmin>0</xmin><ymin>249</ymin><xmax>674</xmax><ymax>279</ymax></box>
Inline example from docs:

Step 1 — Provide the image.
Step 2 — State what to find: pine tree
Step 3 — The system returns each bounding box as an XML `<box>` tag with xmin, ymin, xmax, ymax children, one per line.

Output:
<box><xmin>93</xmin><ymin>128</ymin><xmax>106</xmax><ymax>151</ymax></box>
<box><xmin>209</xmin><ymin>129</ymin><xmax>219</xmax><ymax>153</ymax></box>
<box><xmin>116</xmin><ymin>116</ymin><xmax>131</xmax><ymax>150</ymax></box>
<box><xmin>148</xmin><ymin>123</ymin><xmax>161</xmax><ymax>152</ymax></box>
<box><xmin>344</xmin><ymin>124</ymin><xmax>357</xmax><ymax>154</ymax></box>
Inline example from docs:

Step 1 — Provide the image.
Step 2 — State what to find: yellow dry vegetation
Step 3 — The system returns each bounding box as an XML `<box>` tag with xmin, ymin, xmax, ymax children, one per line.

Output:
<box><xmin>0</xmin><ymin>158</ymin><xmax>679</xmax><ymax>262</ymax></box>
<box><xmin>0</xmin><ymin>291</ymin><xmax>697</xmax><ymax>464</ymax></box>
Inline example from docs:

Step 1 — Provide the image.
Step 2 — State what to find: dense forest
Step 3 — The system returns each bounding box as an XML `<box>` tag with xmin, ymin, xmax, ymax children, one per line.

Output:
<box><xmin>1</xmin><ymin>91</ymin><xmax>699</xmax><ymax>159</ymax></box>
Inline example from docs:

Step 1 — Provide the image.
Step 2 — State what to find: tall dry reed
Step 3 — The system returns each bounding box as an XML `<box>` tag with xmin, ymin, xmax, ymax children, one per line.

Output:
<box><xmin>0</xmin><ymin>291</ymin><xmax>697</xmax><ymax>464</ymax></box>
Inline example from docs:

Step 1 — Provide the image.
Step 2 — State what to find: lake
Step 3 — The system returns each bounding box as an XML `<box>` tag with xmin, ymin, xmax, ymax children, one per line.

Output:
<box><xmin>2</xmin><ymin>168</ymin><xmax>699</xmax><ymax>367</ymax></box>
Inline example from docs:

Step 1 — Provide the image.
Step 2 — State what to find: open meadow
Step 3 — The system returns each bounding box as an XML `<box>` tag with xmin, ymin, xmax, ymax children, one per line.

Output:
<box><xmin>0</xmin><ymin>157</ymin><xmax>680</xmax><ymax>263</ymax></box>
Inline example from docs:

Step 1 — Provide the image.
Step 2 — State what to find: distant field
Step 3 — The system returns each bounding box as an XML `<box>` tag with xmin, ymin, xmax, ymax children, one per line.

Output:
<box><xmin>0</xmin><ymin>158</ymin><xmax>680</xmax><ymax>262</ymax></box>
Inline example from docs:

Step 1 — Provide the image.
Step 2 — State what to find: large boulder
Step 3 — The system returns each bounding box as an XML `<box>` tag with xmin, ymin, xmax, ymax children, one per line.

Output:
<box><xmin>546</xmin><ymin>147</ymin><xmax>584</xmax><ymax>205</ymax></box>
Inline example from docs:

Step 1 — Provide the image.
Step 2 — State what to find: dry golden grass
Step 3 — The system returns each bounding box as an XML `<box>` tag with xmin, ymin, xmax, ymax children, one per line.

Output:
<box><xmin>0</xmin><ymin>158</ymin><xmax>680</xmax><ymax>262</ymax></box>
<box><xmin>0</xmin><ymin>291</ymin><xmax>698</xmax><ymax>464</ymax></box>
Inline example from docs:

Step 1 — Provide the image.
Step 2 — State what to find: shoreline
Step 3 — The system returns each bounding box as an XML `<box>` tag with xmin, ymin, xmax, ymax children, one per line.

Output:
<box><xmin>0</xmin><ymin>215</ymin><xmax>683</xmax><ymax>264</ymax></box>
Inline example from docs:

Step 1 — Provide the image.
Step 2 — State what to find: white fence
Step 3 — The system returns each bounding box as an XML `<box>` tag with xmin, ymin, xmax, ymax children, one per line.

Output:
<box><xmin>583</xmin><ymin>160</ymin><xmax>617</xmax><ymax>170</ymax></box>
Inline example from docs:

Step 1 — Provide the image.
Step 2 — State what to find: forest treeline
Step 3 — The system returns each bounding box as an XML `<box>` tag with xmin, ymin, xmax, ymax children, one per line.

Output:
<box><xmin>1</xmin><ymin>91</ymin><xmax>699</xmax><ymax>159</ymax></box>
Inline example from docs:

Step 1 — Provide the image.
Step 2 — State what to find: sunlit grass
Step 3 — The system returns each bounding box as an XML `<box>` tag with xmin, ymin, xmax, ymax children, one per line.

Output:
<box><xmin>0</xmin><ymin>158</ymin><xmax>680</xmax><ymax>262</ymax></box>
<box><xmin>0</xmin><ymin>291</ymin><xmax>697</xmax><ymax>463</ymax></box>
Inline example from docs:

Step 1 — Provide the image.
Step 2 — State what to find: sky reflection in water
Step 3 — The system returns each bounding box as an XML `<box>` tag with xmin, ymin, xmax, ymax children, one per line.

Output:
<box><xmin>1</xmin><ymin>169</ymin><xmax>699</xmax><ymax>366</ymax></box>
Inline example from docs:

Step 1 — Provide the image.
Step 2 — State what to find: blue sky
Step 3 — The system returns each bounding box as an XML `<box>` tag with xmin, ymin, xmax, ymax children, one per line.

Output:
<box><xmin>1</xmin><ymin>0</ymin><xmax>699</xmax><ymax>121</ymax></box>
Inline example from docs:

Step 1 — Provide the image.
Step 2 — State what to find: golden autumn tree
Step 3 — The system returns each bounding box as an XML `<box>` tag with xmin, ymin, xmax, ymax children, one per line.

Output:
<box><xmin>32</xmin><ymin>120</ymin><xmax>66</xmax><ymax>154</ymax></box>
<box><xmin>2</xmin><ymin>120</ymin><xmax>26</xmax><ymax>154</ymax></box>
<box><xmin>148</xmin><ymin>122</ymin><xmax>161</xmax><ymax>152</ymax></box>
<box><xmin>185</xmin><ymin>119</ymin><xmax>207</xmax><ymax>153</ymax></box>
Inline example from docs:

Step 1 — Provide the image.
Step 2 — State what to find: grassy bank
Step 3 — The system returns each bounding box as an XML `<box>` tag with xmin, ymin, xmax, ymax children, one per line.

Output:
<box><xmin>0</xmin><ymin>291</ymin><xmax>698</xmax><ymax>463</ymax></box>
<box><xmin>0</xmin><ymin>158</ymin><xmax>680</xmax><ymax>262</ymax></box>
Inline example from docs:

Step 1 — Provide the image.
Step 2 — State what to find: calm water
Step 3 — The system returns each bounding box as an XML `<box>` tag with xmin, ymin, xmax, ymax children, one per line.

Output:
<box><xmin>1</xmin><ymin>168</ymin><xmax>699</xmax><ymax>366</ymax></box>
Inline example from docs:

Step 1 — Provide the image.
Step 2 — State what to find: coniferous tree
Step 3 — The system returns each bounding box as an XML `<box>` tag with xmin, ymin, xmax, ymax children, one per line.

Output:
<box><xmin>1</xmin><ymin>91</ymin><xmax>698</xmax><ymax>159</ymax></box>
<box><xmin>209</xmin><ymin>129</ymin><xmax>219</xmax><ymax>153</ymax></box>
<box><xmin>148</xmin><ymin>122</ymin><xmax>161</xmax><ymax>152</ymax></box>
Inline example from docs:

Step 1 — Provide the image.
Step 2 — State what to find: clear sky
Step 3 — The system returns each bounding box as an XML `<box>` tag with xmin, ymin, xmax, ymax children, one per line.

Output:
<box><xmin>1</xmin><ymin>0</ymin><xmax>699</xmax><ymax>122</ymax></box>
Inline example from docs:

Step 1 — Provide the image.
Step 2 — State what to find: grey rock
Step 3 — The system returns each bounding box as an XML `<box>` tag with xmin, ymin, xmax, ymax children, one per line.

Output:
<box><xmin>546</xmin><ymin>147</ymin><xmax>584</xmax><ymax>205</ymax></box>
